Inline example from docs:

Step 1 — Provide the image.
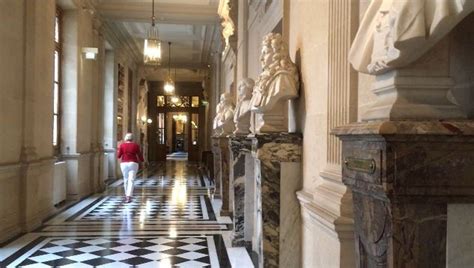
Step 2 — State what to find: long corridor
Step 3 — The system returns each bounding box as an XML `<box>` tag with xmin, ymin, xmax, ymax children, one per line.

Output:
<box><xmin>0</xmin><ymin>161</ymin><xmax>253</xmax><ymax>267</ymax></box>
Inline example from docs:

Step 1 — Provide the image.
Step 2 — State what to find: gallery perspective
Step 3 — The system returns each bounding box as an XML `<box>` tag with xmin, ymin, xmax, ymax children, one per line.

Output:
<box><xmin>0</xmin><ymin>0</ymin><xmax>473</xmax><ymax>267</ymax></box>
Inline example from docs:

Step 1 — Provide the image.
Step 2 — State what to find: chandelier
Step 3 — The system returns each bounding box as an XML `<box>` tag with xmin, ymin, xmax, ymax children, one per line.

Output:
<box><xmin>143</xmin><ymin>0</ymin><xmax>161</xmax><ymax>65</ymax></box>
<box><xmin>173</xmin><ymin>114</ymin><xmax>187</xmax><ymax>123</ymax></box>
<box><xmin>163</xmin><ymin>42</ymin><xmax>175</xmax><ymax>94</ymax></box>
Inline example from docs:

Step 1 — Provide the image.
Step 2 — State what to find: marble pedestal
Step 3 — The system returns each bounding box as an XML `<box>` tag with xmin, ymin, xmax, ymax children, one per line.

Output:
<box><xmin>211</xmin><ymin>137</ymin><xmax>222</xmax><ymax>198</ymax></box>
<box><xmin>251</xmin><ymin>133</ymin><xmax>302</xmax><ymax>268</ymax></box>
<box><xmin>334</xmin><ymin>120</ymin><xmax>474</xmax><ymax>268</ymax></box>
<box><xmin>229</xmin><ymin>135</ymin><xmax>254</xmax><ymax>247</ymax></box>
<box><xmin>212</xmin><ymin>136</ymin><xmax>232</xmax><ymax>216</ymax></box>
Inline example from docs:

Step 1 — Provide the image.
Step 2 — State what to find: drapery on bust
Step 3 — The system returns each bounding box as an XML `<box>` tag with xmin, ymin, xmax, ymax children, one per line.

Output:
<box><xmin>233</xmin><ymin>78</ymin><xmax>255</xmax><ymax>134</ymax></box>
<box><xmin>250</xmin><ymin>33</ymin><xmax>299</xmax><ymax>113</ymax></box>
<box><xmin>213</xmin><ymin>92</ymin><xmax>235</xmax><ymax>136</ymax></box>
<box><xmin>349</xmin><ymin>0</ymin><xmax>474</xmax><ymax>74</ymax></box>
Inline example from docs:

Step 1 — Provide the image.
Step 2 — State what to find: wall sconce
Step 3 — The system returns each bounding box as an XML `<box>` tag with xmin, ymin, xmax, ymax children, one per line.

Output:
<box><xmin>141</xmin><ymin>116</ymin><xmax>153</xmax><ymax>125</ymax></box>
<box><xmin>82</xmin><ymin>47</ymin><xmax>98</xmax><ymax>60</ymax></box>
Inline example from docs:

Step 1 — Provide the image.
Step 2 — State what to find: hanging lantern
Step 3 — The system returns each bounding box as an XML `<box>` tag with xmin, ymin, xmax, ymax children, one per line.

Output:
<box><xmin>143</xmin><ymin>0</ymin><xmax>161</xmax><ymax>65</ymax></box>
<box><xmin>163</xmin><ymin>42</ymin><xmax>175</xmax><ymax>94</ymax></box>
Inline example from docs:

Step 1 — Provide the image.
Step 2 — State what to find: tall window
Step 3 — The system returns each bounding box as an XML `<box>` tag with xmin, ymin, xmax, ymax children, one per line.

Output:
<box><xmin>53</xmin><ymin>8</ymin><xmax>62</xmax><ymax>151</ymax></box>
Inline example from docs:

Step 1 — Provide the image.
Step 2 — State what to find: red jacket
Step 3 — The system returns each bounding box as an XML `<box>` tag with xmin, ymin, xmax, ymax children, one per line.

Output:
<box><xmin>117</xmin><ymin>142</ymin><xmax>144</xmax><ymax>163</ymax></box>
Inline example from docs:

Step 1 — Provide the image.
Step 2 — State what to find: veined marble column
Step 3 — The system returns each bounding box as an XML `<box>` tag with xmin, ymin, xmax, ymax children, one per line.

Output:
<box><xmin>229</xmin><ymin>135</ymin><xmax>253</xmax><ymax>247</ymax></box>
<box><xmin>251</xmin><ymin>133</ymin><xmax>302</xmax><ymax>268</ymax></box>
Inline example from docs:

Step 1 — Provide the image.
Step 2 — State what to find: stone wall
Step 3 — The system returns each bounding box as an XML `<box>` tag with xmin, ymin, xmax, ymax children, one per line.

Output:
<box><xmin>0</xmin><ymin>0</ymin><xmax>57</xmax><ymax>242</ymax></box>
<box><xmin>286</xmin><ymin>0</ymin><xmax>358</xmax><ymax>266</ymax></box>
<box><xmin>0</xmin><ymin>0</ymin><xmax>138</xmax><ymax>243</ymax></box>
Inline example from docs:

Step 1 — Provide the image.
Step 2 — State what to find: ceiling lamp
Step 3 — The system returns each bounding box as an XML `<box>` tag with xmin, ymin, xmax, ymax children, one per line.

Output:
<box><xmin>173</xmin><ymin>114</ymin><xmax>187</xmax><ymax>123</ymax></box>
<box><xmin>143</xmin><ymin>0</ymin><xmax>161</xmax><ymax>65</ymax></box>
<box><xmin>163</xmin><ymin>42</ymin><xmax>175</xmax><ymax>94</ymax></box>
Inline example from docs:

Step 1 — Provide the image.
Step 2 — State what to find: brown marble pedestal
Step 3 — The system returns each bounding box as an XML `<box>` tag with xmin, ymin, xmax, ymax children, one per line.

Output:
<box><xmin>250</xmin><ymin>133</ymin><xmax>302</xmax><ymax>268</ymax></box>
<box><xmin>334</xmin><ymin>121</ymin><xmax>474</xmax><ymax>268</ymax></box>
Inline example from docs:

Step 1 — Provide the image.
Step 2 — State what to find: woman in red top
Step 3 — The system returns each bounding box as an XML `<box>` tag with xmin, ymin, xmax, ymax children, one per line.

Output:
<box><xmin>117</xmin><ymin>133</ymin><xmax>144</xmax><ymax>203</ymax></box>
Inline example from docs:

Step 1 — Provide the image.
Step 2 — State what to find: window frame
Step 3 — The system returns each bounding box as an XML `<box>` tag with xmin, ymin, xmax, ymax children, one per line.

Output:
<box><xmin>53</xmin><ymin>7</ymin><xmax>62</xmax><ymax>154</ymax></box>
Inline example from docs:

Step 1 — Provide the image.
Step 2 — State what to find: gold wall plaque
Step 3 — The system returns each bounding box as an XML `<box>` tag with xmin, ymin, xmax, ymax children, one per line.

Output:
<box><xmin>344</xmin><ymin>157</ymin><xmax>376</xmax><ymax>174</ymax></box>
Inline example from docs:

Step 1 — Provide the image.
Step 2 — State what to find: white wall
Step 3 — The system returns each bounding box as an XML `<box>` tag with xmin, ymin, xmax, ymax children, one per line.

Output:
<box><xmin>0</xmin><ymin>0</ymin><xmax>139</xmax><ymax>243</ymax></box>
<box><xmin>0</xmin><ymin>0</ymin><xmax>57</xmax><ymax>242</ymax></box>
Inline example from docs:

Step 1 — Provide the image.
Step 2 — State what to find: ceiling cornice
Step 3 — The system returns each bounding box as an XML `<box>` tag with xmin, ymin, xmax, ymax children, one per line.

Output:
<box><xmin>96</xmin><ymin>2</ymin><xmax>219</xmax><ymax>25</ymax></box>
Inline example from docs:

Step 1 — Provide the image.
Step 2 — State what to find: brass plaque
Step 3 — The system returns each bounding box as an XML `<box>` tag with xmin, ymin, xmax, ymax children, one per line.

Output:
<box><xmin>344</xmin><ymin>157</ymin><xmax>376</xmax><ymax>174</ymax></box>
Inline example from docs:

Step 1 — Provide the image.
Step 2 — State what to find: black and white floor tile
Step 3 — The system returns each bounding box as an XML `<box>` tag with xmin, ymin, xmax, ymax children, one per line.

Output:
<box><xmin>0</xmin><ymin>161</ymin><xmax>252</xmax><ymax>267</ymax></box>
<box><xmin>71</xmin><ymin>195</ymin><xmax>207</xmax><ymax>221</ymax></box>
<box><xmin>127</xmin><ymin>177</ymin><xmax>203</xmax><ymax>188</ymax></box>
<box><xmin>5</xmin><ymin>235</ymin><xmax>229</xmax><ymax>268</ymax></box>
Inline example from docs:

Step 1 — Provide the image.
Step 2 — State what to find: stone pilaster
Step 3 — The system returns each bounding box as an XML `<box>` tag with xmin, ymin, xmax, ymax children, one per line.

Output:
<box><xmin>251</xmin><ymin>133</ymin><xmax>302</xmax><ymax>268</ymax></box>
<box><xmin>334</xmin><ymin>121</ymin><xmax>474</xmax><ymax>267</ymax></box>
<box><xmin>296</xmin><ymin>0</ymin><xmax>358</xmax><ymax>266</ymax></box>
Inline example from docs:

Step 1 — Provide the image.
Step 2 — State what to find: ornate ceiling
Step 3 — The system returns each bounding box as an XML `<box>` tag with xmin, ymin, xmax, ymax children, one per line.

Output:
<box><xmin>95</xmin><ymin>0</ymin><xmax>221</xmax><ymax>69</ymax></box>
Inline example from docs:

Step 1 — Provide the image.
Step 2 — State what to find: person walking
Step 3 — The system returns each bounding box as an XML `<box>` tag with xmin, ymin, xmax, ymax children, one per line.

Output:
<box><xmin>117</xmin><ymin>133</ymin><xmax>144</xmax><ymax>203</ymax></box>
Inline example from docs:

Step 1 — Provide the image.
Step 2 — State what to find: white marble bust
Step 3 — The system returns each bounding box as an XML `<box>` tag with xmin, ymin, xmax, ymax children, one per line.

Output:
<box><xmin>250</xmin><ymin>33</ymin><xmax>299</xmax><ymax>133</ymax></box>
<box><xmin>233</xmin><ymin>78</ymin><xmax>255</xmax><ymax>135</ymax></box>
<box><xmin>213</xmin><ymin>92</ymin><xmax>235</xmax><ymax>137</ymax></box>
<box><xmin>349</xmin><ymin>0</ymin><xmax>474</xmax><ymax>74</ymax></box>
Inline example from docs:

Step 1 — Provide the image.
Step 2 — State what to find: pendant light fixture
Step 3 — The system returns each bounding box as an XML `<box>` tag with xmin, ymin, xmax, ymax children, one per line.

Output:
<box><xmin>163</xmin><ymin>42</ymin><xmax>175</xmax><ymax>94</ymax></box>
<box><xmin>143</xmin><ymin>0</ymin><xmax>161</xmax><ymax>65</ymax></box>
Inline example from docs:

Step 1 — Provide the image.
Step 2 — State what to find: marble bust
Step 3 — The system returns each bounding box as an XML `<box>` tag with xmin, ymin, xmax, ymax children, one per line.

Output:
<box><xmin>250</xmin><ymin>33</ymin><xmax>299</xmax><ymax>133</ymax></box>
<box><xmin>213</xmin><ymin>92</ymin><xmax>235</xmax><ymax>137</ymax></box>
<box><xmin>349</xmin><ymin>0</ymin><xmax>474</xmax><ymax>74</ymax></box>
<box><xmin>233</xmin><ymin>78</ymin><xmax>255</xmax><ymax>135</ymax></box>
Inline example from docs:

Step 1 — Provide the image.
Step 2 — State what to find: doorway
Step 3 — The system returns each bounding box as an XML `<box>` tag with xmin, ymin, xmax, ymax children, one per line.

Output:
<box><xmin>168</xmin><ymin>112</ymin><xmax>189</xmax><ymax>160</ymax></box>
<box><xmin>147</xmin><ymin>81</ymin><xmax>205</xmax><ymax>163</ymax></box>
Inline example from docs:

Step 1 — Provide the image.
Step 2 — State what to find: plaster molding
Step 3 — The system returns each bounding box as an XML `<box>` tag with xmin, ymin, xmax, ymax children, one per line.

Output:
<box><xmin>61</xmin><ymin>151</ymin><xmax>96</xmax><ymax>159</ymax></box>
<box><xmin>297</xmin><ymin>190</ymin><xmax>354</xmax><ymax>241</ymax></box>
<box><xmin>218</xmin><ymin>0</ymin><xmax>237</xmax><ymax>54</ymax></box>
<box><xmin>0</xmin><ymin>162</ymin><xmax>22</xmax><ymax>173</ymax></box>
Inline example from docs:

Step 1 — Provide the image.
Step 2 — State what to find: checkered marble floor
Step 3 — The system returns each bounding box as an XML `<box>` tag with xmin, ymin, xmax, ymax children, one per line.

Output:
<box><xmin>72</xmin><ymin>195</ymin><xmax>206</xmax><ymax>221</ymax></box>
<box><xmin>126</xmin><ymin>177</ymin><xmax>203</xmax><ymax>188</ymax></box>
<box><xmin>0</xmin><ymin>161</ymin><xmax>243</xmax><ymax>267</ymax></box>
<box><xmin>7</xmin><ymin>236</ymin><xmax>225</xmax><ymax>267</ymax></box>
